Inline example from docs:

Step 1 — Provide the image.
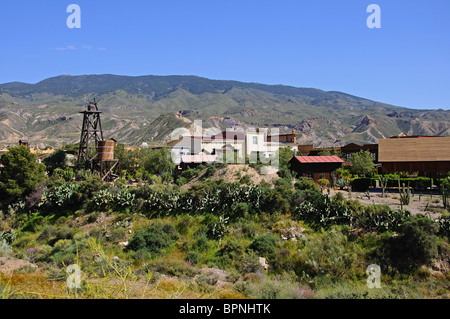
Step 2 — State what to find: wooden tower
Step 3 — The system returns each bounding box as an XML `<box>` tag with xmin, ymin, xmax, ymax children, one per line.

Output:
<box><xmin>77</xmin><ymin>99</ymin><xmax>120</xmax><ymax>181</ymax></box>
<box><xmin>77</xmin><ymin>98</ymin><xmax>104</xmax><ymax>169</ymax></box>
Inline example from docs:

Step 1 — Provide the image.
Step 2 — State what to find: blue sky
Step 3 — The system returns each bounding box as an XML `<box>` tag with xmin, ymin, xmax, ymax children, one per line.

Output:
<box><xmin>0</xmin><ymin>0</ymin><xmax>449</xmax><ymax>110</ymax></box>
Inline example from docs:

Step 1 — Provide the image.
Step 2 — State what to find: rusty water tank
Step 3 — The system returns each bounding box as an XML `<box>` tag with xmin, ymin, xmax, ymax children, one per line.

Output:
<box><xmin>97</xmin><ymin>140</ymin><xmax>116</xmax><ymax>160</ymax></box>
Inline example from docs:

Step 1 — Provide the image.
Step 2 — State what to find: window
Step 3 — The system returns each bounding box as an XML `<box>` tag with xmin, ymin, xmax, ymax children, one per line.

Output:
<box><xmin>346</xmin><ymin>153</ymin><xmax>352</xmax><ymax>161</ymax></box>
<box><xmin>253</xmin><ymin>136</ymin><xmax>258</xmax><ymax>145</ymax></box>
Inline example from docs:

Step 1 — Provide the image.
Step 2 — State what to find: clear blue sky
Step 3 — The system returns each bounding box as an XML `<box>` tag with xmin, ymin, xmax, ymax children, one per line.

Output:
<box><xmin>0</xmin><ymin>0</ymin><xmax>449</xmax><ymax>110</ymax></box>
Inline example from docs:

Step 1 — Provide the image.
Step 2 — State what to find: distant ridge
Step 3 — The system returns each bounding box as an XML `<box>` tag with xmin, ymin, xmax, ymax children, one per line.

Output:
<box><xmin>0</xmin><ymin>74</ymin><xmax>448</xmax><ymax>148</ymax></box>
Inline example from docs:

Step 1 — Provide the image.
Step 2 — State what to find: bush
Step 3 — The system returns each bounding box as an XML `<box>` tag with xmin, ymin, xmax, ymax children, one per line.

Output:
<box><xmin>249</xmin><ymin>234</ymin><xmax>278</xmax><ymax>258</ymax></box>
<box><xmin>294</xmin><ymin>194</ymin><xmax>353</xmax><ymax>229</ymax></box>
<box><xmin>126</xmin><ymin>222</ymin><xmax>178</xmax><ymax>256</ymax></box>
<box><xmin>437</xmin><ymin>215</ymin><xmax>450</xmax><ymax>237</ymax></box>
<box><xmin>0</xmin><ymin>145</ymin><xmax>47</xmax><ymax>204</ymax></box>
<box><xmin>317</xmin><ymin>179</ymin><xmax>330</xmax><ymax>192</ymax></box>
<box><xmin>277</xmin><ymin>167</ymin><xmax>292</xmax><ymax>180</ymax></box>
<box><xmin>181</xmin><ymin>168</ymin><xmax>199</xmax><ymax>181</ymax></box>
<box><xmin>0</xmin><ymin>239</ymin><xmax>13</xmax><ymax>257</ymax></box>
<box><xmin>43</xmin><ymin>150</ymin><xmax>67</xmax><ymax>175</ymax></box>
<box><xmin>296</xmin><ymin>227</ymin><xmax>363</xmax><ymax>278</ymax></box>
<box><xmin>217</xmin><ymin>239</ymin><xmax>246</xmax><ymax>268</ymax></box>
<box><xmin>372</xmin><ymin>215</ymin><xmax>441</xmax><ymax>272</ymax></box>
<box><xmin>176</xmin><ymin>177</ymin><xmax>187</xmax><ymax>186</ymax></box>
<box><xmin>239</xmin><ymin>175</ymin><xmax>252</xmax><ymax>185</ymax></box>
<box><xmin>186</xmin><ymin>251</ymin><xmax>201</xmax><ymax>265</ymax></box>
<box><xmin>294</xmin><ymin>177</ymin><xmax>320</xmax><ymax>193</ymax></box>
<box><xmin>356</xmin><ymin>208</ymin><xmax>411</xmax><ymax>232</ymax></box>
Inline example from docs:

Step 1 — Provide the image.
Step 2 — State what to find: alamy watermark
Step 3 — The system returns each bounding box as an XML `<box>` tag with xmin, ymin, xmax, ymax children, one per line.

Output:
<box><xmin>366</xmin><ymin>264</ymin><xmax>381</xmax><ymax>288</ymax></box>
<box><xmin>65</xmin><ymin>4</ymin><xmax>381</xmax><ymax>30</ymax></box>
<box><xmin>168</xmin><ymin>120</ymin><xmax>280</xmax><ymax>175</ymax></box>
<box><xmin>67</xmin><ymin>4</ymin><xmax>81</xmax><ymax>29</ymax></box>
<box><xmin>66</xmin><ymin>264</ymin><xmax>82</xmax><ymax>290</ymax></box>
<box><xmin>367</xmin><ymin>4</ymin><xmax>381</xmax><ymax>29</ymax></box>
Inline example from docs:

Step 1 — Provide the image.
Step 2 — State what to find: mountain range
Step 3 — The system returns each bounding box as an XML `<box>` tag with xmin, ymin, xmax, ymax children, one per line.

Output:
<box><xmin>0</xmin><ymin>74</ymin><xmax>449</xmax><ymax>149</ymax></box>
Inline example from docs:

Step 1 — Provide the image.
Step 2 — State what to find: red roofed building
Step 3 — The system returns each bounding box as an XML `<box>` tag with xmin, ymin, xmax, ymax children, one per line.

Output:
<box><xmin>289</xmin><ymin>155</ymin><xmax>344</xmax><ymax>182</ymax></box>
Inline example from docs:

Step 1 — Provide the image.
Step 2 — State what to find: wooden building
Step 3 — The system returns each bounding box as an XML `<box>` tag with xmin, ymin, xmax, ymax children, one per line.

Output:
<box><xmin>378</xmin><ymin>136</ymin><xmax>450</xmax><ymax>178</ymax></box>
<box><xmin>289</xmin><ymin>155</ymin><xmax>344</xmax><ymax>182</ymax></box>
<box><xmin>340</xmin><ymin>143</ymin><xmax>378</xmax><ymax>163</ymax></box>
<box><xmin>267</xmin><ymin>130</ymin><xmax>297</xmax><ymax>144</ymax></box>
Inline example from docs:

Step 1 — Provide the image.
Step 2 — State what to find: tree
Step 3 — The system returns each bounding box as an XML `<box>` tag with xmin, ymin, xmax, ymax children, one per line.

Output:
<box><xmin>272</xmin><ymin>147</ymin><xmax>294</xmax><ymax>170</ymax></box>
<box><xmin>350</xmin><ymin>150</ymin><xmax>375</xmax><ymax>177</ymax></box>
<box><xmin>318</xmin><ymin>149</ymin><xmax>345</xmax><ymax>160</ymax></box>
<box><xmin>115</xmin><ymin>144</ymin><xmax>139</xmax><ymax>176</ymax></box>
<box><xmin>0</xmin><ymin>145</ymin><xmax>47</xmax><ymax>205</ymax></box>
<box><xmin>317</xmin><ymin>179</ymin><xmax>330</xmax><ymax>194</ymax></box>
<box><xmin>42</xmin><ymin>150</ymin><xmax>67</xmax><ymax>175</ymax></box>
<box><xmin>140</xmin><ymin>147</ymin><xmax>175</xmax><ymax>179</ymax></box>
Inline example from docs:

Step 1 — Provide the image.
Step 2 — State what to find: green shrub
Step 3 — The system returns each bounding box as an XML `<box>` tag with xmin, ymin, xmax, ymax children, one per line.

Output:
<box><xmin>357</xmin><ymin>208</ymin><xmax>411</xmax><ymax>232</ymax></box>
<box><xmin>108</xmin><ymin>227</ymin><xmax>127</xmax><ymax>243</ymax></box>
<box><xmin>294</xmin><ymin>194</ymin><xmax>352</xmax><ymax>229</ymax></box>
<box><xmin>40</xmin><ymin>183</ymin><xmax>81</xmax><ymax>210</ymax></box>
<box><xmin>217</xmin><ymin>239</ymin><xmax>245</xmax><ymax>268</ymax></box>
<box><xmin>296</xmin><ymin>227</ymin><xmax>363</xmax><ymax>278</ymax></box>
<box><xmin>0</xmin><ymin>239</ymin><xmax>13</xmax><ymax>257</ymax></box>
<box><xmin>437</xmin><ymin>215</ymin><xmax>450</xmax><ymax>237</ymax></box>
<box><xmin>193</xmin><ymin>233</ymin><xmax>210</xmax><ymax>252</ymax></box>
<box><xmin>277</xmin><ymin>168</ymin><xmax>292</xmax><ymax>181</ymax></box>
<box><xmin>21</xmin><ymin>212</ymin><xmax>45</xmax><ymax>232</ymax></box>
<box><xmin>239</xmin><ymin>174</ymin><xmax>252</xmax><ymax>185</ymax></box>
<box><xmin>181</xmin><ymin>168</ymin><xmax>198</xmax><ymax>181</ymax></box>
<box><xmin>372</xmin><ymin>215</ymin><xmax>440</xmax><ymax>272</ymax></box>
<box><xmin>295</xmin><ymin>177</ymin><xmax>320</xmax><ymax>192</ymax></box>
<box><xmin>249</xmin><ymin>234</ymin><xmax>278</xmax><ymax>258</ymax></box>
<box><xmin>176</xmin><ymin>177</ymin><xmax>187</xmax><ymax>186</ymax></box>
<box><xmin>126</xmin><ymin>222</ymin><xmax>178</xmax><ymax>256</ymax></box>
<box><xmin>186</xmin><ymin>251</ymin><xmax>201</xmax><ymax>265</ymax></box>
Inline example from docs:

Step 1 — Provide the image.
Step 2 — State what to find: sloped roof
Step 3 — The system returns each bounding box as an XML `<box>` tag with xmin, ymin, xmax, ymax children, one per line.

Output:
<box><xmin>292</xmin><ymin>155</ymin><xmax>344</xmax><ymax>164</ymax></box>
<box><xmin>379</xmin><ymin>136</ymin><xmax>450</xmax><ymax>162</ymax></box>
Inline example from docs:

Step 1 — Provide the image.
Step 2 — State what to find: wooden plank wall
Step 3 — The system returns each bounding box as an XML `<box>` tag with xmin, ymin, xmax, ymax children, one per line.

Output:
<box><xmin>378</xmin><ymin>137</ymin><xmax>450</xmax><ymax>162</ymax></box>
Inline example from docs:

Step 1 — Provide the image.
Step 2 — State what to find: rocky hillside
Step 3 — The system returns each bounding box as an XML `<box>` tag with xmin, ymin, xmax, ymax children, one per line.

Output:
<box><xmin>0</xmin><ymin>74</ymin><xmax>449</xmax><ymax>148</ymax></box>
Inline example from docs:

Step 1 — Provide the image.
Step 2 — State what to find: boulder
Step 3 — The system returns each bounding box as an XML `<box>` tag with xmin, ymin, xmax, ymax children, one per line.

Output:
<box><xmin>118</xmin><ymin>241</ymin><xmax>129</xmax><ymax>248</ymax></box>
<box><xmin>259</xmin><ymin>257</ymin><xmax>269</xmax><ymax>270</ymax></box>
<box><xmin>0</xmin><ymin>257</ymin><xmax>38</xmax><ymax>275</ymax></box>
<box><xmin>200</xmin><ymin>267</ymin><xmax>229</xmax><ymax>282</ymax></box>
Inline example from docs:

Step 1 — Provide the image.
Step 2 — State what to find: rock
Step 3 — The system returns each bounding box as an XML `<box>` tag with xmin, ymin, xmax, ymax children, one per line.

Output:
<box><xmin>259</xmin><ymin>257</ymin><xmax>269</xmax><ymax>270</ymax></box>
<box><xmin>0</xmin><ymin>257</ymin><xmax>38</xmax><ymax>275</ymax></box>
<box><xmin>280</xmin><ymin>227</ymin><xmax>304</xmax><ymax>241</ymax></box>
<box><xmin>200</xmin><ymin>267</ymin><xmax>229</xmax><ymax>282</ymax></box>
<box><xmin>243</xmin><ymin>272</ymin><xmax>263</xmax><ymax>282</ymax></box>
<box><xmin>118</xmin><ymin>241</ymin><xmax>129</xmax><ymax>248</ymax></box>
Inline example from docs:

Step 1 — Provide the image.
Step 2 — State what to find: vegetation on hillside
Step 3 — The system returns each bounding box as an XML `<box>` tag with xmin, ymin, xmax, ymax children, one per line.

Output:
<box><xmin>0</xmin><ymin>146</ymin><xmax>449</xmax><ymax>299</ymax></box>
<box><xmin>1</xmin><ymin>74</ymin><xmax>449</xmax><ymax>148</ymax></box>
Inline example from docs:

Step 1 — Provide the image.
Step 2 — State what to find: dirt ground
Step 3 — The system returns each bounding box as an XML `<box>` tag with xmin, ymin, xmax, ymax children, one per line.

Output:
<box><xmin>328</xmin><ymin>188</ymin><xmax>447</xmax><ymax>219</ymax></box>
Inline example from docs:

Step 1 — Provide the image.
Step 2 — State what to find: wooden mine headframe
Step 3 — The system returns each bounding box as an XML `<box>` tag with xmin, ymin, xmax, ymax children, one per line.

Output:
<box><xmin>77</xmin><ymin>98</ymin><xmax>120</xmax><ymax>181</ymax></box>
